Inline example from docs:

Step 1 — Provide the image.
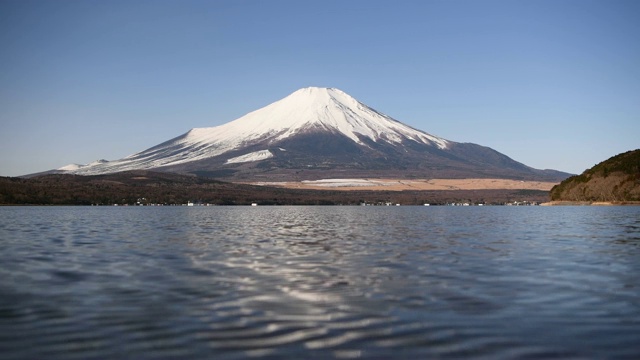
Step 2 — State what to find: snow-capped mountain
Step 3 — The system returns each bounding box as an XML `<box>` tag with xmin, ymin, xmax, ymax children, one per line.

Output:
<box><xmin>56</xmin><ymin>87</ymin><xmax>569</xmax><ymax>181</ymax></box>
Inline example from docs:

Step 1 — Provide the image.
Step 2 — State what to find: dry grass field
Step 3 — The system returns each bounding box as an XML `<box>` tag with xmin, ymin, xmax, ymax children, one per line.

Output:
<box><xmin>245</xmin><ymin>178</ymin><xmax>558</xmax><ymax>192</ymax></box>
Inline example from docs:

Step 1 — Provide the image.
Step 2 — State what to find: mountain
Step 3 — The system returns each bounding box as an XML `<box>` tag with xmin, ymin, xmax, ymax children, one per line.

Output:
<box><xmin>53</xmin><ymin>87</ymin><xmax>570</xmax><ymax>181</ymax></box>
<box><xmin>550</xmin><ymin>149</ymin><xmax>640</xmax><ymax>202</ymax></box>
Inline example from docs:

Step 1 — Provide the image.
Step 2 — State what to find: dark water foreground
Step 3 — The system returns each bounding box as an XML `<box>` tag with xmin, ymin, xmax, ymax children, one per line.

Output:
<box><xmin>1</xmin><ymin>206</ymin><xmax>639</xmax><ymax>359</ymax></box>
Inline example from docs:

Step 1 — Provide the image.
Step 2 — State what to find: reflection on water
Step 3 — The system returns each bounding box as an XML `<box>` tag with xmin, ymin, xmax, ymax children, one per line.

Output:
<box><xmin>1</xmin><ymin>206</ymin><xmax>640</xmax><ymax>359</ymax></box>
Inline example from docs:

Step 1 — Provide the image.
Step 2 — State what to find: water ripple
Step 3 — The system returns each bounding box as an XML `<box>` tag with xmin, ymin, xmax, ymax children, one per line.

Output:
<box><xmin>1</xmin><ymin>206</ymin><xmax>639</xmax><ymax>359</ymax></box>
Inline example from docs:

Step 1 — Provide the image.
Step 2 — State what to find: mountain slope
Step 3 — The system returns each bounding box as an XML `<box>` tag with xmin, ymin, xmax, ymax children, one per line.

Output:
<box><xmin>54</xmin><ymin>87</ymin><xmax>570</xmax><ymax>181</ymax></box>
<box><xmin>550</xmin><ymin>149</ymin><xmax>640</xmax><ymax>202</ymax></box>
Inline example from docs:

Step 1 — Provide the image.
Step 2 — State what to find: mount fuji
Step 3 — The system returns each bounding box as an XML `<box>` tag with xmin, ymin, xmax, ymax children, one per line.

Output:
<box><xmin>53</xmin><ymin>87</ymin><xmax>569</xmax><ymax>181</ymax></box>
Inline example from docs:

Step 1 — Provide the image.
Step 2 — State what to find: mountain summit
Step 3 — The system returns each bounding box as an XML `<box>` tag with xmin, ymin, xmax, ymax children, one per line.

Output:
<box><xmin>56</xmin><ymin>87</ymin><xmax>569</xmax><ymax>181</ymax></box>
<box><xmin>206</xmin><ymin>87</ymin><xmax>449</xmax><ymax>149</ymax></box>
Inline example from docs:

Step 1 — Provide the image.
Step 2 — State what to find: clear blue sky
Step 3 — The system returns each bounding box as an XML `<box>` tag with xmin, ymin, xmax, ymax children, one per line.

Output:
<box><xmin>1</xmin><ymin>0</ymin><xmax>638</xmax><ymax>176</ymax></box>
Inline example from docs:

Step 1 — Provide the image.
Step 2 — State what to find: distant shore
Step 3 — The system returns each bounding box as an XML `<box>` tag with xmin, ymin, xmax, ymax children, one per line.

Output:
<box><xmin>540</xmin><ymin>201</ymin><xmax>640</xmax><ymax>206</ymax></box>
<box><xmin>244</xmin><ymin>178</ymin><xmax>558</xmax><ymax>192</ymax></box>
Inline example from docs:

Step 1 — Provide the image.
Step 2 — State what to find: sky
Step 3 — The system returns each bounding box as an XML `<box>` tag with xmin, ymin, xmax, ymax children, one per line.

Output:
<box><xmin>1</xmin><ymin>0</ymin><xmax>639</xmax><ymax>177</ymax></box>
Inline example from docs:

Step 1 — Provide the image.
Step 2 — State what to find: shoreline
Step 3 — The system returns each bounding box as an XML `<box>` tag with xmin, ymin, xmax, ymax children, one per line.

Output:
<box><xmin>540</xmin><ymin>201</ymin><xmax>640</xmax><ymax>206</ymax></box>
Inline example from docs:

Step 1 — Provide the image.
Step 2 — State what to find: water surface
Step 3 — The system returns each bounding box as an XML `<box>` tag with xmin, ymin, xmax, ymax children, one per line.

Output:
<box><xmin>1</xmin><ymin>206</ymin><xmax>639</xmax><ymax>359</ymax></box>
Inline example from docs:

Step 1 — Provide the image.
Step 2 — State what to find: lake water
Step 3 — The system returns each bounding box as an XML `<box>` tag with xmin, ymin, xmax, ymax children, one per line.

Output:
<box><xmin>1</xmin><ymin>206</ymin><xmax>639</xmax><ymax>359</ymax></box>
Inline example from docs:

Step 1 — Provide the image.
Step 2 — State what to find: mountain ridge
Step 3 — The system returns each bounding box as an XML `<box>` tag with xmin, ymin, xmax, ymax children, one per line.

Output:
<box><xmin>47</xmin><ymin>87</ymin><xmax>570</xmax><ymax>182</ymax></box>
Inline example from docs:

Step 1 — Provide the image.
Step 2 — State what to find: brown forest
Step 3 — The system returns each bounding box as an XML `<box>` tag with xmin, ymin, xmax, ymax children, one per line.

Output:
<box><xmin>550</xmin><ymin>149</ymin><xmax>640</xmax><ymax>202</ymax></box>
<box><xmin>1</xmin><ymin>171</ymin><xmax>548</xmax><ymax>206</ymax></box>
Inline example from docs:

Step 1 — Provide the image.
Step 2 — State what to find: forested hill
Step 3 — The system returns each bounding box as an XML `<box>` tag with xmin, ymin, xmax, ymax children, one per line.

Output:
<box><xmin>550</xmin><ymin>149</ymin><xmax>640</xmax><ymax>202</ymax></box>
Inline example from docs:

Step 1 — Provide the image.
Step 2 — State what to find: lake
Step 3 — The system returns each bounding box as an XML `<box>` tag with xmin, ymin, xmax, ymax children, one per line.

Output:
<box><xmin>1</xmin><ymin>206</ymin><xmax>639</xmax><ymax>359</ymax></box>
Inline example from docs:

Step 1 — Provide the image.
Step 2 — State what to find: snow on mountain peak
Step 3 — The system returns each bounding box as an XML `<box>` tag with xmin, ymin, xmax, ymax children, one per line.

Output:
<box><xmin>63</xmin><ymin>87</ymin><xmax>449</xmax><ymax>175</ymax></box>
<box><xmin>183</xmin><ymin>86</ymin><xmax>448</xmax><ymax>150</ymax></box>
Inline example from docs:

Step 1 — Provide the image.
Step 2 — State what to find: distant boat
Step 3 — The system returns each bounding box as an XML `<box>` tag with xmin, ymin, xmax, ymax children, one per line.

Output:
<box><xmin>251</xmin><ymin>203</ymin><xmax>258</xmax><ymax>206</ymax></box>
<box><xmin>187</xmin><ymin>202</ymin><xmax>194</xmax><ymax>207</ymax></box>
